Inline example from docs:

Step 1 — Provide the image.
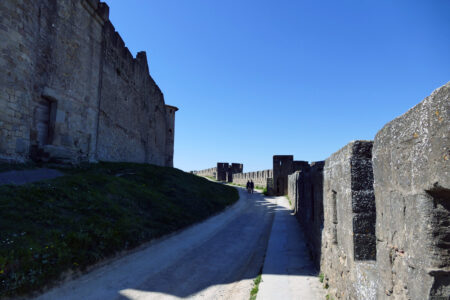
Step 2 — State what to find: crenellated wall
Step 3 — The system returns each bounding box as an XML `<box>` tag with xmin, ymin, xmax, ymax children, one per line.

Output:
<box><xmin>288</xmin><ymin>82</ymin><xmax>449</xmax><ymax>300</ymax></box>
<box><xmin>373</xmin><ymin>82</ymin><xmax>450</xmax><ymax>299</ymax></box>
<box><xmin>232</xmin><ymin>169</ymin><xmax>273</xmax><ymax>189</ymax></box>
<box><xmin>193</xmin><ymin>167</ymin><xmax>217</xmax><ymax>179</ymax></box>
<box><xmin>0</xmin><ymin>0</ymin><xmax>177</xmax><ymax>166</ymax></box>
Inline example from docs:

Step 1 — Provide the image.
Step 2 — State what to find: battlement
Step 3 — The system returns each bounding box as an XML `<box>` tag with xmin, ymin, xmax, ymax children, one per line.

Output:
<box><xmin>82</xmin><ymin>0</ymin><xmax>110</xmax><ymax>25</ymax></box>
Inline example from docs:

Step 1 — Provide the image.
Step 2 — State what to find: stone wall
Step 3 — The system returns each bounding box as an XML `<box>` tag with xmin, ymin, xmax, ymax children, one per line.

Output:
<box><xmin>373</xmin><ymin>82</ymin><xmax>449</xmax><ymax>299</ymax></box>
<box><xmin>232</xmin><ymin>169</ymin><xmax>273</xmax><ymax>188</ymax></box>
<box><xmin>194</xmin><ymin>163</ymin><xmax>243</xmax><ymax>182</ymax></box>
<box><xmin>0</xmin><ymin>0</ymin><xmax>177</xmax><ymax>166</ymax></box>
<box><xmin>288</xmin><ymin>82</ymin><xmax>449</xmax><ymax>299</ymax></box>
<box><xmin>288</xmin><ymin>161</ymin><xmax>324</xmax><ymax>267</ymax></box>
<box><xmin>192</xmin><ymin>167</ymin><xmax>217</xmax><ymax>178</ymax></box>
<box><xmin>273</xmin><ymin>155</ymin><xmax>309</xmax><ymax>195</ymax></box>
<box><xmin>320</xmin><ymin>141</ymin><xmax>377</xmax><ymax>300</ymax></box>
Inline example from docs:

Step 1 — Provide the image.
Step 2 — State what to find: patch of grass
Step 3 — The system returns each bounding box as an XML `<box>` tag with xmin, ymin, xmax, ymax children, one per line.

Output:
<box><xmin>319</xmin><ymin>272</ymin><xmax>324</xmax><ymax>283</ymax></box>
<box><xmin>286</xmin><ymin>196</ymin><xmax>292</xmax><ymax>208</ymax></box>
<box><xmin>324</xmin><ymin>282</ymin><xmax>329</xmax><ymax>289</ymax></box>
<box><xmin>0</xmin><ymin>162</ymin><xmax>239</xmax><ymax>298</ymax></box>
<box><xmin>249</xmin><ymin>274</ymin><xmax>262</xmax><ymax>300</ymax></box>
<box><xmin>326</xmin><ymin>293</ymin><xmax>334</xmax><ymax>300</ymax></box>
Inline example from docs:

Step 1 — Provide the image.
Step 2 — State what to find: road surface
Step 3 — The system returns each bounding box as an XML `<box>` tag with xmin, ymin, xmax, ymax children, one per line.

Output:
<box><xmin>34</xmin><ymin>188</ymin><xmax>275</xmax><ymax>300</ymax></box>
<box><xmin>33</xmin><ymin>186</ymin><xmax>324</xmax><ymax>300</ymax></box>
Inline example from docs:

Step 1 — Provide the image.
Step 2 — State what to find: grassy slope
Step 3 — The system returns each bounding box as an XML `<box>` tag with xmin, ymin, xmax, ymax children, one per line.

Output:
<box><xmin>0</xmin><ymin>162</ymin><xmax>238</xmax><ymax>297</ymax></box>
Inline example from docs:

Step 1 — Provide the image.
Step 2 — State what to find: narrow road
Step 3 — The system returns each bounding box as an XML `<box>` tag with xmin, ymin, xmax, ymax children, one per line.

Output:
<box><xmin>34</xmin><ymin>188</ymin><xmax>276</xmax><ymax>300</ymax></box>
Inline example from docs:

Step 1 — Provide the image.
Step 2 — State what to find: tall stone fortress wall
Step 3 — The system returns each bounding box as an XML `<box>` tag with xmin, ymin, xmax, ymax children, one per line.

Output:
<box><xmin>0</xmin><ymin>0</ymin><xmax>177</xmax><ymax>166</ymax></box>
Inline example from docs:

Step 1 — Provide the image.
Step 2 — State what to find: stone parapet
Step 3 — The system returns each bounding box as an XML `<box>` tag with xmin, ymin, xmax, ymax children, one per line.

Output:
<box><xmin>373</xmin><ymin>82</ymin><xmax>450</xmax><ymax>299</ymax></box>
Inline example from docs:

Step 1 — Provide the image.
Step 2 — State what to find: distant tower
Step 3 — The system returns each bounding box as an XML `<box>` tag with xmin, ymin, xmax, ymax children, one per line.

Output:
<box><xmin>165</xmin><ymin>105</ymin><xmax>178</xmax><ymax>167</ymax></box>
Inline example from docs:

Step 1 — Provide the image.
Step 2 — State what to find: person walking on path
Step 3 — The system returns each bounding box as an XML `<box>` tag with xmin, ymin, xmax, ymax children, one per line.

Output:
<box><xmin>250</xmin><ymin>180</ymin><xmax>254</xmax><ymax>194</ymax></box>
<box><xmin>246</xmin><ymin>180</ymin><xmax>251</xmax><ymax>194</ymax></box>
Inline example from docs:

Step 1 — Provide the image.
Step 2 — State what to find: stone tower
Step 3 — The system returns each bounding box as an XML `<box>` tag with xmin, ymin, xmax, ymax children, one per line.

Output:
<box><xmin>165</xmin><ymin>105</ymin><xmax>178</xmax><ymax>167</ymax></box>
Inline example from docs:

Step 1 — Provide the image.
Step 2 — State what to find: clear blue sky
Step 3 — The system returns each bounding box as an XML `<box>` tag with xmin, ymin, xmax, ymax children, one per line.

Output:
<box><xmin>105</xmin><ymin>0</ymin><xmax>450</xmax><ymax>172</ymax></box>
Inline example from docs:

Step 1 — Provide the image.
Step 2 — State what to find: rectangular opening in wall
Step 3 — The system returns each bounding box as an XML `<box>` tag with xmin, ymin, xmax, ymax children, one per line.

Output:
<box><xmin>34</xmin><ymin>98</ymin><xmax>57</xmax><ymax>146</ymax></box>
<box><xmin>332</xmin><ymin>190</ymin><xmax>338</xmax><ymax>244</ymax></box>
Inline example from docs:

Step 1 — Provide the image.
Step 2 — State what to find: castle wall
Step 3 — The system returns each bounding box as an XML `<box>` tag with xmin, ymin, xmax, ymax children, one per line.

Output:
<box><xmin>288</xmin><ymin>161</ymin><xmax>324</xmax><ymax>267</ymax></box>
<box><xmin>319</xmin><ymin>141</ymin><xmax>377</xmax><ymax>300</ymax></box>
<box><xmin>96</xmin><ymin>21</ymin><xmax>167</xmax><ymax>165</ymax></box>
<box><xmin>373</xmin><ymin>82</ymin><xmax>450</xmax><ymax>299</ymax></box>
<box><xmin>0</xmin><ymin>0</ymin><xmax>177</xmax><ymax>166</ymax></box>
<box><xmin>232</xmin><ymin>169</ymin><xmax>273</xmax><ymax>189</ymax></box>
<box><xmin>193</xmin><ymin>167</ymin><xmax>217</xmax><ymax>178</ymax></box>
<box><xmin>0</xmin><ymin>0</ymin><xmax>105</xmax><ymax>163</ymax></box>
<box><xmin>287</xmin><ymin>82</ymin><xmax>449</xmax><ymax>299</ymax></box>
<box><xmin>273</xmin><ymin>155</ymin><xmax>309</xmax><ymax>195</ymax></box>
<box><xmin>164</xmin><ymin>105</ymin><xmax>178</xmax><ymax>167</ymax></box>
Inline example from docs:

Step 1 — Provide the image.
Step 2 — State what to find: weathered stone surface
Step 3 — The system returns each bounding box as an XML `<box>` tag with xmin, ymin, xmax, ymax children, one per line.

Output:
<box><xmin>288</xmin><ymin>161</ymin><xmax>324</xmax><ymax>268</ymax></box>
<box><xmin>232</xmin><ymin>169</ymin><xmax>272</xmax><ymax>188</ymax></box>
<box><xmin>373</xmin><ymin>82</ymin><xmax>450</xmax><ymax>299</ymax></box>
<box><xmin>320</xmin><ymin>140</ymin><xmax>376</xmax><ymax>299</ymax></box>
<box><xmin>0</xmin><ymin>0</ymin><xmax>177</xmax><ymax>166</ymax></box>
<box><xmin>193</xmin><ymin>163</ymin><xmax>244</xmax><ymax>183</ymax></box>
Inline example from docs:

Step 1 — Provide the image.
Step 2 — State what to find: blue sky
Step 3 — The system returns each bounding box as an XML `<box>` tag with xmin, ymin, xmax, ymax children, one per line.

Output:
<box><xmin>105</xmin><ymin>0</ymin><xmax>450</xmax><ymax>172</ymax></box>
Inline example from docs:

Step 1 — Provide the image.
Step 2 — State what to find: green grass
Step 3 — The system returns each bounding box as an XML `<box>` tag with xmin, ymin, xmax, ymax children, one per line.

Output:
<box><xmin>0</xmin><ymin>162</ymin><xmax>239</xmax><ymax>298</ymax></box>
<box><xmin>249</xmin><ymin>274</ymin><xmax>262</xmax><ymax>300</ymax></box>
<box><xmin>319</xmin><ymin>272</ymin><xmax>324</xmax><ymax>283</ymax></box>
<box><xmin>286</xmin><ymin>196</ymin><xmax>292</xmax><ymax>208</ymax></box>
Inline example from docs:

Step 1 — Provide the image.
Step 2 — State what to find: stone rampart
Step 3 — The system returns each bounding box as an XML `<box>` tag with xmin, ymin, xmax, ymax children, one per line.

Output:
<box><xmin>0</xmin><ymin>0</ymin><xmax>177</xmax><ymax>166</ymax></box>
<box><xmin>194</xmin><ymin>163</ymin><xmax>243</xmax><ymax>182</ymax></box>
<box><xmin>288</xmin><ymin>161</ymin><xmax>324</xmax><ymax>267</ymax></box>
<box><xmin>232</xmin><ymin>169</ymin><xmax>273</xmax><ymax>188</ymax></box>
<box><xmin>320</xmin><ymin>141</ymin><xmax>377</xmax><ymax>299</ymax></box>
<box><xmin>193</xmin><ymin>167</ymin><xmax>217</xmax><ymax>179</ymax></box>
<box><xmin>288</xmin><ymin>82</ymin><xmax>449</xmax><ymax>299</ymax></box>
<box><xmin>373</xmin><ymin>82</ymin><xmax>449</xmax><ymax>299</ymax></box>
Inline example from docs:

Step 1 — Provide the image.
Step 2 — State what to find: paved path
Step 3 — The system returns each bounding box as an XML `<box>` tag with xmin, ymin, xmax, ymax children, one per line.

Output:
<box><xmin>257</xmin><ymin>196</ymin><xmax>325</xmax><ymax>300</ymax></box>
<box><xmin>0</xmin><ymin>168</ymin><xmax>62</xmax><ymax>185</ymax></box>
<box><xmin>34</xmin><ymin>188</ymin><xmax>276</xmax><ymax>300</ymax></box>
<box><xmin>32</xmin><ymin>187</ymin><xmax>324</xmax><ymax>300</ymax></box>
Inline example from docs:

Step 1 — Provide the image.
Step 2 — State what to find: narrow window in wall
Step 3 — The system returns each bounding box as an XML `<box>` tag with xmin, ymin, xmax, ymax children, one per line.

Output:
<box><xmin>332</xmin><ymin>190</ymin><xmax>338</xmax><ymax>244</ymax></box>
